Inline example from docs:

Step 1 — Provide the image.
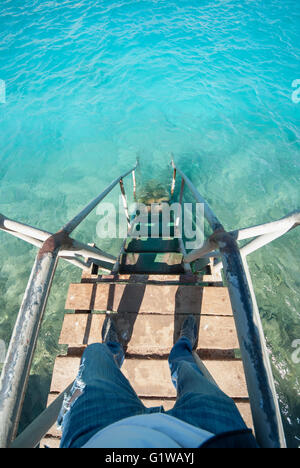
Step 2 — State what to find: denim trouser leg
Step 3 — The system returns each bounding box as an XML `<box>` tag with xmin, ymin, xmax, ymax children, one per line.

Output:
<box><xmin>59</xmin><ymin>338</ymin><xmax>250</xmax><ymax>448</ymax></box>
<box><xmin>166</xmin><ymin>337</ymin><xmax>248</xmax><ymax>435</ymax></box>
<box><xmin>59</xmin><ymin>343</ymin><xmax>147</xmax><ymax>448</ymax></box>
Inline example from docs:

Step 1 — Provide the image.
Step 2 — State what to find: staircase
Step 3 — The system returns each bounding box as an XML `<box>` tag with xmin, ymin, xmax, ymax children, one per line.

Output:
<box><xmin>41</xmin><ymin>204</ymin><xmax>253</xmax><ymax>448</ymax></box>
<box><xmin>1</xmin><ymin>160</ymin><xmax>290</xmax><ymax>449</ymax></box>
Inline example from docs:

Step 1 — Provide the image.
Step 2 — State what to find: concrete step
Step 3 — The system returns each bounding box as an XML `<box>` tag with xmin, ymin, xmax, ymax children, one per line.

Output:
<box><xmin>59</xmin><ymin>314</ymin><xmax>239</xmax><ymax>353</ymax></box>
<box><xmin>125</xmin><ymin>237</ymin><xmax>180</xmax><ymax>253</ymax></box>
<box><xmin>65</xmin><ymin>284</ymin><xmax>233</xmax><ymax>315</ymax></box>
<box><xmin>119</xmin><ymin>252</ymin><xmax>185</xmax><ymax>274</ymax></box>
<box><xmin>50</xmin><ymin>356</ymin><xmax>248</xmax><ymax>399</ymax></box>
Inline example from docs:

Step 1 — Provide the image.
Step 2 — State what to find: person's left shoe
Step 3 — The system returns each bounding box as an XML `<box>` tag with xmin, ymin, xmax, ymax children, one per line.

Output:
<box><xmin>102</xmin><ymin>315</ymin><xmax>120</xmax><ymax>343</ymax></box>
<box><xmin>179</xmin><ymin>314</ymin><xmax>198</xmax><ymax>349</ymax></box>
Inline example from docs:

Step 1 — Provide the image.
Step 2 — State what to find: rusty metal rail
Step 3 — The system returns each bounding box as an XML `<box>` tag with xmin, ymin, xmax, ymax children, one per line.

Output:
<box><xmin>170</xmin><ymin>159</ymin><xmax>294</xmax><ymax>448</ymax></box>
<box><xmin>0</xmin><ymin>162</ymin><xmax>138</xmax><ymax>448</ymax></box>
<box><xmin>185</xmin><ymin>211</ymin><xmax>300</xmax><ymax>267</ymax></box>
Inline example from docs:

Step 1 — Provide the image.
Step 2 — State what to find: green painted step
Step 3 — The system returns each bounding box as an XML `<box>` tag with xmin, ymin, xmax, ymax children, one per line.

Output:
<box><xmin>131</xmin><ymin>208</ymin><xmax>175</xmax><ymax>222</ymax></box>
<box><xmin>119</xmin><ymin>252</ymin><xmax>185</xmax><ymax>274</ymax></box>
<box><xmin>125</xmin><ymin>237</ymin><xmax>180</xmax><ymax>253</ymax></box>
<box><xmin>130</xmin><ymin>222</ymin><xmax>175</xmax><ymax>238</ymax></box>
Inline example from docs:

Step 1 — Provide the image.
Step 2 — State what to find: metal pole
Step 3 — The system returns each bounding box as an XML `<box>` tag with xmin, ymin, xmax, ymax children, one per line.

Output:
<box><xmin>62</xmin><ymin>165</ymin><xmax>137</xmax><ymax>234</ymax></box>
<box><xmin>240</xmin><ymin>229</ymin><xmax>290</xmax><ymax>258</ymax></box>
<box><xmin>0</xmin><ymin>228</ymin><xmax>43</xmax><ymax>249</ymax></box>
<box><xmin>171</xmin><ymin>161</ymin><xmax>223</xmax><ymax>232</ymax></box>
<box><xmin>119</xmin><ymin>178</ymin><xmax>131</xmax><ymax>230</ymax></box>
<box><xmin>230</xmin><ymin>211</ymin><xmax>300</xmax><ymax>241</ymax></box>
<box><xmin>184</xmin><ymin>237</ymin><xmax>217</xmax><ymax>263</ymax></box>
<box><xmin>216</xmin><ymin>231</ymin><xmax>286</xmax><ymax>448</ymax></box>
<box><xmin>132</xmin><ymin>170</ymin><xmax>137</xmax><ymax>201</ymax></box>
<box><xmin>61</xmin><ymin>239</ymin><xmax>116</xmax><ymax>264</ymax></box>
<box><xmin>214</xmin><ymin>223</ymin><xmax>300</xmax><ymax>274</ymax></box>
<box><xmin>0</xmin><ymin>214</ymin><xmax>51</xmax><ymax>242</ymax></box>
<box><xmin>0</xmin><ymin>233</ymin><xmax>64</xmax><ymax>448</ymax></box>
<box><xmin>0</xmin><ymin>213</ymin><xmax>116</xmax><ymax>265</ymax></box>
<box><xmin>171</xmin><ymin>168</ymin><xmax>176</xmax><ymax>197</ymax></box>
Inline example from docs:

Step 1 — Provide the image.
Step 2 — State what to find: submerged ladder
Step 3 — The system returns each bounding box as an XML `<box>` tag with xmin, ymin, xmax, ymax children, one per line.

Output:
<box><xmin>1</xmin><ymin>158</ymin><xmax>299</xmax><ymax>448</ymax></box>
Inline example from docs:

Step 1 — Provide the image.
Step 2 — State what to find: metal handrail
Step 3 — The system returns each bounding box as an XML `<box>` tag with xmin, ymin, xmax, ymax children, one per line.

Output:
<box><xmin>171</xmin><ymin>160</ymin><xmax>288</xmax><ymax>448</ymax></box>
<box><xmin>0</xmin><ymin>162</ymin><xmax>138</xmax><ymax>448</ymax></box>
<box><xmin>185</xmin><ymin>211</ymin><xmax>300</xmax><ymax>268</ymax></box>
<box><xmin>171</xmin><ymin>160</ymin><xmax>224</xmax><ymax>232</ymax></box>
<box><xmin>0</xmin><ymin>214</ymin><xmax>117</xmax><ymax>271</ymax></box>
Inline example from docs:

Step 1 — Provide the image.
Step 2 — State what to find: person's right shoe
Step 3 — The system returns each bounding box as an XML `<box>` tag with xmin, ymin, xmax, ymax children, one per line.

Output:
<box><xmin>179</xmin><ymin>315</ymin><xmax>198</xmax><ymax>349</ymax></box>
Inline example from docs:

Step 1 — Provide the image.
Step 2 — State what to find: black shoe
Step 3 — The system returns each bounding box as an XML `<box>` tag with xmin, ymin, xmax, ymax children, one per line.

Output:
<box><xmin>102</xmin><ymin>316</ymin><xmax>120</xmax><ymax>344</ymax></box>
<box><xmin>180</xmin><ymin>315</ymin><xmax>198</xmax><ymax>349</ymax></box>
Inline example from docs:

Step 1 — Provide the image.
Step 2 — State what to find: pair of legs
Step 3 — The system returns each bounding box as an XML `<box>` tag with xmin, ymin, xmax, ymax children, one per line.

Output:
<box><xmin>59</xmin><ymin>317</ymin><xmax>250</xmax><ymax>448</ymax></box>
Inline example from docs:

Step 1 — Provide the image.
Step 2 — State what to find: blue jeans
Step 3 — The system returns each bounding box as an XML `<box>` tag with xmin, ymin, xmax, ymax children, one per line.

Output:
<box><xmin>59</xmin><ymin>338</ymin><xmax>249</xmax><ymax>448</ymax></box>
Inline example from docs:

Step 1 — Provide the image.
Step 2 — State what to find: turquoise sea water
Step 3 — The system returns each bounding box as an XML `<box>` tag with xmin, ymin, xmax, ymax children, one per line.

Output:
<box><xmin>0</xmin><ymin>0</ymin><xmax>299</xmax><ymax>447</ymax></box>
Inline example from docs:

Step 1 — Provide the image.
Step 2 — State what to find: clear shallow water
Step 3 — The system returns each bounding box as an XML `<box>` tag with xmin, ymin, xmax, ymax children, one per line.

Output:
<box><xmin>0</xmin><ymin>0</ymin><xmax>299</xmax><ymax>446</ymax></box>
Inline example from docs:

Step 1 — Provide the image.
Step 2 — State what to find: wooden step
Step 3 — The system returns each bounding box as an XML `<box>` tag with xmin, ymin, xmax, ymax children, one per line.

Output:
<box><xmin>59</xmin><ymin>314</ymin><xmax>239</xmax><ymax>354</ymax></box>
<box><xmin>65</xmin><ymin>284</ymin><xmax>233</xmax><ymax>316</ymax></box>
<box><xmin>50</xmin><ymin>356</ymin><xmax>248</xmax><ymax>399</ymax></box>
<box><xmin>119</xmin><ymin>252</ymin><xmax>184</xmax><ymax>274</ymax></box>
<box><xmin>81</xmin><ymin>273</ymin><xmax>209</xmax><ymax>285</ymax></box>
<box><xmin>125</xmin><ymin>237</ymin><xmax>180</xmax><ymax>253</ymax></box>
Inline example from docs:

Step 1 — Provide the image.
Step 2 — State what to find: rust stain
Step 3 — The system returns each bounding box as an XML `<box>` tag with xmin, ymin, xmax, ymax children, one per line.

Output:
<box><xmin>38</xmin><ymin>229</ymin><xmax>72</xmax><ymax>259</ymax></box>
<box><xmin>208</xmin><ymin>228</ymin><xmax>237</xmax><ymax>254</ymax></box>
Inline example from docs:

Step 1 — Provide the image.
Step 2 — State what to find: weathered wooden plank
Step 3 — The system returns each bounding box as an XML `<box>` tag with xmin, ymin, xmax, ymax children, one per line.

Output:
<box><xmin>65</xmin><ymin>283</ymin><xmax>94</xmax><ymax>311</ymax></box>
<box><xmin>65</xmin><ymin>284</ymin><xmax>232</xmax><ymax>316</ymax></box>
<box><xmin>123</xmin><ymin>359</ymin><xmax>176</xmax><ymax>397</ymax></box>
<box><xmin>59</xmin><ymin>314</ymin><xmax>239</xmax><ymax>352</ymax></box>
<box><xmin>207</xmin><ymin>360</ymin><xmax>248</xmax><ymax>398</ymax></box>
<box><xmin>201</xmin><ymin>287</ymin><xmax>232</xmax><ymax>316</ymax></box>
<box><xmin>50</xmin><ymin>357</ymin><xmax>81</xmax><ymax>393</ymax></box>
<box><xmin>87</xmin><ymin>274</ymin><xmax>206</xmax><ymax>284</ymax></box>
<box><xmin>49</xmin><ymin>356</ymin><xmax>175</xmax><ymax>397</ymax></box>
<box><xmin>198</xmin><ymin>315</ymin><xmax>239</xmax><ymax>349</ymax></box>
<box><xmin>50</xmin><ymin>357</ymin><xmax>248</xmax><ymax>399</ymax></box>
<box><xmin>235</xmin><ymin>402</ymin><xmax>254</xmax><ymax>432</ymax></box>
<box><xmin>125</xmin><ymin>359</ymin><xmax>248</xmax><ymax>399</ymax></box>
<box><xmin>141</xmin><ymin>399</ymin><xmax>175</xmax><ymax>411</ymax></box>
